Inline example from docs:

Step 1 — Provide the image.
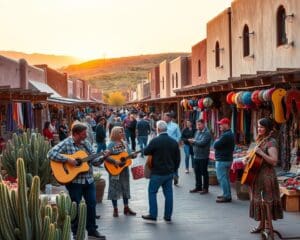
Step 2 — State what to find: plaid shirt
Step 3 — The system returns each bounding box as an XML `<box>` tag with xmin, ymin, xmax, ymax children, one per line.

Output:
<box><xmin>47</xmin><ymin>136</ymin><xmax>98</xmax><ymax>184</ymax></box>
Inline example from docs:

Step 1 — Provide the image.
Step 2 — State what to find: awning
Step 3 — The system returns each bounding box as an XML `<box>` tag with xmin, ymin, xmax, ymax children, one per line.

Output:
<box><xmin>29</xmin><ymin>80</ymin><xmax>61</xmax><ymax>98</ymax></box>
<box><xmin>29</xmin><ymin>80</ymin><xmax>94</xmax><ymax>105</ymax></box>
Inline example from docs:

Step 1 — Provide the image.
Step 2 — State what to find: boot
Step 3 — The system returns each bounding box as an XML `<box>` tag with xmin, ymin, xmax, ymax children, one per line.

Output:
<box><xmin>124</xmin><ymin>206</ymin><xmax>136</xmax><ymax>216</ymax></box>
<box><xmin>113</xmin><ymin>208</ymin><xmax>119</xmax><ymax>217</ymax></box>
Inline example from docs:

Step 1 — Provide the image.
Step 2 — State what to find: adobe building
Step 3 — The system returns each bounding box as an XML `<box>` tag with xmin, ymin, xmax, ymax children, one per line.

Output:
<box><xmin>159</xmin><ymin>60</ymin><xmax>171</xmax><ymax>98</ymax></box>
<box><xmin>191</xmin><ymin>39</ymin><xmax>207</xmax><ymax>85</ymax></box>
<box><xmin>207</xmin><ymin>8</ymin><xmax>232</xmax><ymax>83</ymax></box>
<box><xmin>231</xmin><ymin>0</ymin><xmax>300</xmax><ymax>77</ymax></box>
<box><xmin>0</xmin><ymin>56</ymin><xmax>50</xmax><ymax>134</ymax></box>
<box><xmin>169</xmin><ymin>56</ymin><xmax>191</xmax><ymax>96</ymax></box>
<box><xmin>35</xmin><ymin>64</ymin><xmax>68</xmax><ymax>97</ymax></box>
<box><xmin>149</xmin><ymin>66</ymin><xmax>160</xmax><ymax>99</ymax></box>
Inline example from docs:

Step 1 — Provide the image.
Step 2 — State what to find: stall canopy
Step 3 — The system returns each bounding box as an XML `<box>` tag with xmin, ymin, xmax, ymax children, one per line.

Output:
<box><xmin>29</xmin><ymin>80</ymin><xmax>94</xmax><ymax>105</ymax></box>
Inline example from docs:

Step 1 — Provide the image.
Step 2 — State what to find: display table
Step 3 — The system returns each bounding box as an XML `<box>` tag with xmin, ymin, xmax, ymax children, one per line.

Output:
<box><xmin>280</xmin><ymin>186</ymin><xmax>300</xmax><ymax>212</ymax></box>
<box><xmin>40</xmin><ymin>194</ymin><xmax>59</xmax><ymax>205</ymax></box>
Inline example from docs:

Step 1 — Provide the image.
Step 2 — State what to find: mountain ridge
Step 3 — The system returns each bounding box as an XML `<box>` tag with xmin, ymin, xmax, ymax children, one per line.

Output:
<box><xmin>0</xmin><ymin>50</ymin><xmax>83</xmax><ymax>69</ymax></box>
<box><xmin>62</xmin><ymin>52</ymin><xmax>190</xmax><ymax>92</ymax></box>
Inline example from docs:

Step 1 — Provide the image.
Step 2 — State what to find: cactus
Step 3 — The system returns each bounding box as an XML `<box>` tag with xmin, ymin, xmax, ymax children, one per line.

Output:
<box><xmin>0</xmin><ymin>158</ymin><xmax>87</xmax><ymax>240</ymax></box>
<box><xmin>61</xmin><ymin>215</ymin><xmax>71</xmax><ymax>240</ymax></box>
<box><xmin>28</xmin><ymin>176</ymin><xmax>42</xmax><ymax>240</ymax></box>
<box><xmin>56</xmin><ymin>191</ymin><xmax>77</xmax><ymax>229</ymax></box>
<box><xmin>17</xmin><ymin>158</ymin><xmax>32</xmax><ymax>240</ymax></box>
<box><xmin>2</xmin><ymin>130</ymin><xmax>51</xmax><ymax>190</ymax></box>
<box><xmin>76</xmin><ymin>201</ymin><xmax>87</xmax><ymax>240</ymax></box>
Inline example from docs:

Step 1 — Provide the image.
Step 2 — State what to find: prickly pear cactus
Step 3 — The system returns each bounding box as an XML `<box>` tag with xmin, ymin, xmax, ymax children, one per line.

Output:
<box><xmin>2</xmin><ymin>129</ymin><xmax>51</xmax><ymax>189</ymax></box>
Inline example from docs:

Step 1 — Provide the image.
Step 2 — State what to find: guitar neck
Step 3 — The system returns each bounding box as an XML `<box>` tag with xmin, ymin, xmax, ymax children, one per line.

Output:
<box><xmin>82</xmin><ymin>152</ymin><xmax>104</xmax><ymax>163</ymax></box>
<box><xmin>126</xmin><ymin>150</ymin><xmax>141</xmax><ymax>160</ymax></box>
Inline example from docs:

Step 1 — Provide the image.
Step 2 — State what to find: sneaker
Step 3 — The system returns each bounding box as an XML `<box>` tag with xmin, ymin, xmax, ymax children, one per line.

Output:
<box><xmin>185</xmin><ymin>169</ymin><xmax>189</xmax><ymax>174</ymax></box>
<box><xmin>164</xmin><ymin>216</ymin><xmax>172</xmax><ymax>222</ymax></box>
<box><xmin>88</xmin><ymin>230</ymin><xmax>106</xmax><ymax>239</ymax></box>
<box><xmin>142</xmin><ymin>214</ymin><xmax>157</xmax><ymax>221</ymax></box>
<box><xmin>189</xmin><ymin>188</ymin><xmax>202</xmax><ymax>193</ymax></box>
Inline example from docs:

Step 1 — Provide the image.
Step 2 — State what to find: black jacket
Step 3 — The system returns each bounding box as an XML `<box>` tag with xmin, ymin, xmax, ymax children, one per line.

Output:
<box><xmin>144</xmin><ymin>132</ymin><xmax>180</xmax><ymax>175</ymax></box>
<box><xmin>137</xmin><ymin>119</ymin><xmax>151</xmax><ymax>136</ymax></box>
<box><xmin>95</xmin><ymin>124</ymin><xmax>106</xmax><ymax>143</ymax></box>
<box><xmin>213</xmin><ymin>129</ymin><xmax>235</xmax><ymax>162</ymax></box>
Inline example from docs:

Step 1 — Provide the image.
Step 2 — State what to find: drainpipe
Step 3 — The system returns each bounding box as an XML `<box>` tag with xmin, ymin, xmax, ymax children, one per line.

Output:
<box><xmin>228</xmin><ymin>8</ymin><xmax>232</xmax><ymax>78</ymax></box>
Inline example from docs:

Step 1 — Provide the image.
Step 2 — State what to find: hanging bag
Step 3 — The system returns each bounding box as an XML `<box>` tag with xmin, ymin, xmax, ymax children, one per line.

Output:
<box><xmin>131</xmin><ymin>158</ymin><xmax>145</xmax><ymax>180</ymax></box>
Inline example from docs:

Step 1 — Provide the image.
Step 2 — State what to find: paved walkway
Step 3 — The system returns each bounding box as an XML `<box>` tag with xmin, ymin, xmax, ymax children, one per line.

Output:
<box><xmin>95</xmin><ymin>150</ymin><xmax>300</xmax><ymax>240</ymax></box>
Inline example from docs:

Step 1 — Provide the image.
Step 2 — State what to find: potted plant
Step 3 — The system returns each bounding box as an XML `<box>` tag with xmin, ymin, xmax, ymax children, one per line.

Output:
<box><xmin>94</xmin><ymin>172</ymin><xmax>106</xmax><ymax>203</ymax></box>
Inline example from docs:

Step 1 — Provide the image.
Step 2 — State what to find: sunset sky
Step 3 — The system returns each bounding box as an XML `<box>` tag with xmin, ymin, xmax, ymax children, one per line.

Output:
<box><xmin>0</xmin><ymin>0</ymin><xmax>232</xmax><ymax>60</ymax></box>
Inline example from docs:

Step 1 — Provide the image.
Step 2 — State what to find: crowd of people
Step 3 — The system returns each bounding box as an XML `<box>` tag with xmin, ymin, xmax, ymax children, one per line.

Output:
<box><xmin>46</xmin><ymin>107</ymin><xmax>283</xmax><ymax>239</ymax></box>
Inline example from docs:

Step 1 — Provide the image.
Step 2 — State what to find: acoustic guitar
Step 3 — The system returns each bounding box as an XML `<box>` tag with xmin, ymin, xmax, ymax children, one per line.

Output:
<box><xmin>50</xmin><ymin>150</ymin><xmax>105</xmax><ymax>184</ymax></box>
<box><xmin>104</xmin><ymin>150</ymin><xmax>141</xmax><ymax>176</ymax></box>
<box><xmin>241</xmin><ymin>133</ymin><xmax>272</xmax><ymax>185</ymax></box>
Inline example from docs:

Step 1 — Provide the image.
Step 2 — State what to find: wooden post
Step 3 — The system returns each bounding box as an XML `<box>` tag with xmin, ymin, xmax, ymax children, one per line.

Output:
<box><xmin>177</xmin><ymin>99</ymin><xmax>181</xmax><ymax>126</ymax></box>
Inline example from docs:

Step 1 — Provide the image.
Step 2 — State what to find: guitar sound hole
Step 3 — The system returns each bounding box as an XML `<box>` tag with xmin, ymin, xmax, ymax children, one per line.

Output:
<box><xmin>120</xmin><ymin>158</ymin><xmax>126</xmax><ymax>162</ymax></box>
<box><xmin>75</xmin><ymin>159</ymin><xmax>82</xmax><ymax>167</ymax></box>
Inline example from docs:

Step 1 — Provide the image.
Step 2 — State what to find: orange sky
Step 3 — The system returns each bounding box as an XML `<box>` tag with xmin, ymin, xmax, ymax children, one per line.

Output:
<box><xmin>0</xmin><ymin>0</ymin><xmax>232</xmax><ymax>60</ymax></box>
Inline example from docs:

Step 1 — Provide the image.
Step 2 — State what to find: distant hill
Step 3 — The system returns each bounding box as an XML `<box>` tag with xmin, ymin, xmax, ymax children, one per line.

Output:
<box><xmin>62</xmin><ymin>52</ymin><xmax>190</xmax><ymax>92</ymax></box>
<box><xmin>0</xmin><ymin>50</ymin><xmax>83</xmax><ymax>69</ymax></box>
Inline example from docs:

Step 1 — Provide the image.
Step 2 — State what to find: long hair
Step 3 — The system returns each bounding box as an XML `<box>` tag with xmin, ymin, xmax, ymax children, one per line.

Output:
<box><xmin>256</xmin><ymin>118</ymin><xmax>274</xmax><ymax>142</ymax></box>
<box><xmin>43</xmin><ymin>121</ymin><xmax>50</xmax><ymax>130</ymax></box>
<box><xmin>110</xmin><ymin>126</ymin><xmax>124</xmax><ymax>141</ymax></box>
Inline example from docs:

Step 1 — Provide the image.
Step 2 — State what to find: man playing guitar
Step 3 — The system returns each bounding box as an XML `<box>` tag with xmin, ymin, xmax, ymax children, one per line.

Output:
<box><xmin>47</xmin><ymin>123</ymin><xmax>106</xmax><ymax>239</ymax></box>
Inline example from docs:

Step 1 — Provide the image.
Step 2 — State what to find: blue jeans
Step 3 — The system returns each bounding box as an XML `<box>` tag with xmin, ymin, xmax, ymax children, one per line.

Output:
<box><xmin>148</xmin><ymin>174</ymin><xmax>173</xmax><ymax>219</ymax></box>
<box><xmin>125</xmin><ymin>128</ymin><xmax>131</xmax><ymax>144</ymax></box>
<box><xmin>66</xmin><ymin>182</ymin><xmax>97</xmax><ymax>234</ymax></box>
<box><xmin>216</xmin><ymin>161</ymin><xmax>232</xmax><ymax>199</ymax></box>
<box><xmin>183</xmin><ymin>144</ymin><xmax>194</xmax><ymax>169</ymax></box>
<box><xmin>138</xmin><ymin>135</ymin><xmax>148</xmax><ymax>157</ymax></box>
<box><xmin>96</xmin><ymin>142</ymin><xmax>106</xmax><ymax>153</ymax></box>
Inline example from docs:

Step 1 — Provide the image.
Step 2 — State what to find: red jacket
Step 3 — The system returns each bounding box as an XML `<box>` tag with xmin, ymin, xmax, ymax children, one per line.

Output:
<box><xmin>43</xmin><ymin>128</ymin><xmax>54</xmax><ymax>140</ymax></box>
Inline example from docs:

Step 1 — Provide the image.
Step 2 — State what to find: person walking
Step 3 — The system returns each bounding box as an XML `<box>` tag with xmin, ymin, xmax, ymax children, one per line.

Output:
<box><xmin>164</xmin><ymin>112</ymin><xmax>181</xmax><ymax>185</ymax></box>
<box><xmin>128</xmin><ymin>114</ymin><xmax>137</xmax><ymax>151</ymax></box>
<box><xmin>96</xmin><ymin>117</ymin><xmax>107</xmax><ymax>153</ymax></box>
<box><xmin>47</xmin><ymin>123</ymin><xmax>106</xmax><ymax>239</ymax></box>
<box><xmin>142</xmin><ymin>120</ymin><xmax>180</xmax><ymax>222</ymax></box>
<box><xmin>181</xmin><ymin>120</ymin><xmax>196</xmax><ymax>173</ymax></box>
<box><xmin>188</xmin><ymin>119</ymin><xmax>212</xmax><ymax>194</ymax></box>
<box><xmin>123</xmin><ymin>113</ymin><xmax>132</xmax><ymax>144</ymax></box>
<box><xmin>213</xmin><ymin>118</ymin><xmax>235</xmax><ymax>203</ymax></box>
<box><xmin>136</xmin><ymin>113</ymin><xmax>151</xmax><ymax>157</ymax></box>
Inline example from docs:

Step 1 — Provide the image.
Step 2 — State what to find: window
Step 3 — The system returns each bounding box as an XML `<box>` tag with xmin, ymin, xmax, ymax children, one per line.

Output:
<box><xmin>175</xmin><ymin>72</ymin><xmax>178</xmax><ymax>88</ymax></box>
<box><xmin>162</xmin><ymin>77</ymin><xmax>164</xmax><ymax>90</ymax></box>
<box><xmin>198</xmin><ymin>60</ymin><xmax>201</xmax><ymax>77</ymax></box>
<box><xmin>172</xmin><ymin>74</ymin><xmax>174</xmax><ymax>88</ymax></box>
<box><xmin>243</xmin><ymin>25</ymin><xmax>250</xmax><ymax>57</ymax></box>
<box><xmin>277</xmin><ymin>5</ymin><xmax>287</xmax><ymax>46</ymax></box>
<box><xmin>215</xmin><ymin>41</ymin><xmax>220</xmax><ymax>67</ymax></box>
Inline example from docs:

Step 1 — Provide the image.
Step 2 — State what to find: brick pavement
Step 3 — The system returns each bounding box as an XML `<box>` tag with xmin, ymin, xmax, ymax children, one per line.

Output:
<box><xmin>94</xmin><ymin>150</ymin><xmax>300</xmax><ymax>240</ymax></box>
